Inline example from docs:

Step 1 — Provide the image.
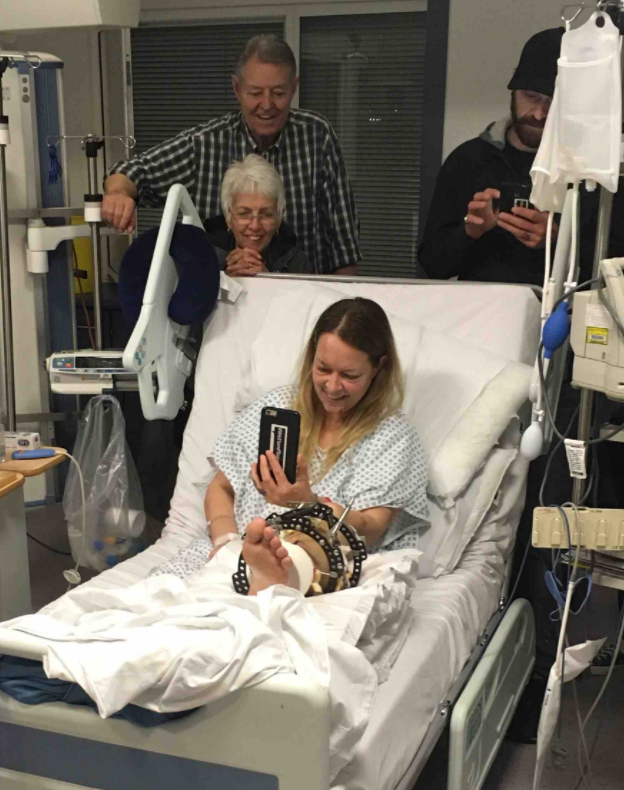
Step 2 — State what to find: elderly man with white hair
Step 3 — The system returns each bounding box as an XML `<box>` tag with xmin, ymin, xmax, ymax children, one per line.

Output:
<box><xmin>204</xmin><ymin>154</ymin><xmax>310</xmax><ymax>276</ymax></box>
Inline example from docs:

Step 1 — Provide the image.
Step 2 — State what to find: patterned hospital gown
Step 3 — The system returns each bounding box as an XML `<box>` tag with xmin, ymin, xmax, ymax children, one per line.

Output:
<box><xmin>153</xmin><ymin>385</ymin><xmax>429</xmax><ymax>579</ymax></box>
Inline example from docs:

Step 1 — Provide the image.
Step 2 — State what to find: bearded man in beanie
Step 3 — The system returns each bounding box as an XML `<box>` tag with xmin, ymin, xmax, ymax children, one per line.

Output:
<box><xmin>418</xmin><ymin>27</ymin><xmax>624</xmax><ymax>284</ymax></box>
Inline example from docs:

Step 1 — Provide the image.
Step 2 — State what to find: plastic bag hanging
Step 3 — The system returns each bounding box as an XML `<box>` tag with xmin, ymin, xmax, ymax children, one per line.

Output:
<box><xmin>63</xmin><ymin>395</ymin><xmax>146</xmax><ymax>571</ymax></box>
<box><xmin>531</xmin><ymin>10</ymin><xmax>622</xmax><ymax>211</ymax></box>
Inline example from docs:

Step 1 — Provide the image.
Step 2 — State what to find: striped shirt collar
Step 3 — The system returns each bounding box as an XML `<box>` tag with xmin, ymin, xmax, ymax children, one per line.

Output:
<box><xmin>239</xmin><ymin>112</ymin><xmax>284</xmax><ymax>153</ymax></box>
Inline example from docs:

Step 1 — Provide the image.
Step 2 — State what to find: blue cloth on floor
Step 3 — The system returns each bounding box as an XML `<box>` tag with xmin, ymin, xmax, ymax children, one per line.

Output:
<box><xmin>0</xmin><ymin>655</ymin><xmax>196</xmax><ymax>727</ymax></box>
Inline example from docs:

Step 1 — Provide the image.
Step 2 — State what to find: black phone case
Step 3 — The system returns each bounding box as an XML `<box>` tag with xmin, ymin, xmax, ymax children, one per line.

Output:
<box><xmin>258</xmin><ymin>407</ymin><xmax>301</xmax><ymax>484</ymax></box>
<box><xmin>498</xmin><ymin>181</ymin><xmax>533</xmax><ymax>214</ymax></box>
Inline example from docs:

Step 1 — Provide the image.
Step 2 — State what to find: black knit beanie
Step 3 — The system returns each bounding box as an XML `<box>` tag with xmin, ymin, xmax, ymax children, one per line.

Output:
<box><xmin>507</xmin><ymin>27</ymin><xmax>565</xmax><ymax>98</ymax></box>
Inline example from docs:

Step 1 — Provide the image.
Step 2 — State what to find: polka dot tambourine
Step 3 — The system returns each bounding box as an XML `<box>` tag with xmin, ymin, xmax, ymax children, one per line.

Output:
<box><xmin>232</xmin><ymin>501</ymin><xmax>367</xmax><ymax>596</ymax></box>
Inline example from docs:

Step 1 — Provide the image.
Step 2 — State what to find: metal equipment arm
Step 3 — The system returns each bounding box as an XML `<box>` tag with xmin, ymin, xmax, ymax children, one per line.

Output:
<box><xmin>122</xmin><ymin>183</ymin><xmax>204</xmax><ymax>420</ymax></box>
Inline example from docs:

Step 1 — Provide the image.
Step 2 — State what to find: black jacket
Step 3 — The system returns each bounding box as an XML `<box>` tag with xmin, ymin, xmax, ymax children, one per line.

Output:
<box><xmin>418</xmin><ymin>118</ymin><xmax>624</xmax><ymax>285</ymax></box>
<box><xmin>203</xmin><ymin>214</ymin><xmax>311</xmax><ymax>274</ymax></box>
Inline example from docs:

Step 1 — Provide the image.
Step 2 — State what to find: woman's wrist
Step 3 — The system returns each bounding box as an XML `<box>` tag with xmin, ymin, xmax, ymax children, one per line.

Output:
<box><xmin>209</xmin><ymin>514</ymin><xmax>237</xmax><ymax>542</ymax></box>
<box><xmin>212</xmin><ymin>532</ymin><xmax>239</xmax><ymax>548</ymax></box>
<box><xmin>285</xmin><ymin>492</ymin><xmax>318</xmax><ymax>509</ymax></box>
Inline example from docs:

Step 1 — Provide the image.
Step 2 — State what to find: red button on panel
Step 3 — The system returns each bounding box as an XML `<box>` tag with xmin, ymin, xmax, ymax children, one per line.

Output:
<box><xmin>66</xmin><ymin>363</ymin><xmax>72</xmax><ymax>367</ymax></box>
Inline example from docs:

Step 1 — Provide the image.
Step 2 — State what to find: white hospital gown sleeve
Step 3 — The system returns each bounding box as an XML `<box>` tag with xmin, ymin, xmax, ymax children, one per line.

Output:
<box><xmin>344</xmin><ymin>414</ymin><xmax>429</xmax><ymax>550</ymax></box>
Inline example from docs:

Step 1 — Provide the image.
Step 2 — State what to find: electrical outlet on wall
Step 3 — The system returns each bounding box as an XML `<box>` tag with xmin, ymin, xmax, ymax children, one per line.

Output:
<box><xmin>533</xmin><ymin>507</ymin><xmax>624</xmax><ymax>551</ymax></box>
<box><xmin>2</xmin><ymin>87</ymin><xmax>10</xmax><ymax>101</ymax></box>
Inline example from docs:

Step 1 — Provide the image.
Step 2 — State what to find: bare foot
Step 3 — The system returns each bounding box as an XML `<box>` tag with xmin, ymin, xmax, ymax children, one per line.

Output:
<box><xmin>243</xmin><ymin>518</ymin><xmax>293</xmax><ymax>595</ymax></box>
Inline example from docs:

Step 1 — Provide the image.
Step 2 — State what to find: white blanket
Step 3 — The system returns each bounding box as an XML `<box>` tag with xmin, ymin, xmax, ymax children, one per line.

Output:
<box><xmin>1</xmin><ymin>546</ymin><xmax>420</xmax><ymax>781</ymax></box>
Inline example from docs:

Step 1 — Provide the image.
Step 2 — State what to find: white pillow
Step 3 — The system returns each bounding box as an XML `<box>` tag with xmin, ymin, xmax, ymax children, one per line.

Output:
<box><xmin>418</xmin><ymin>445</ymin><xmax>519</xmax><ymax>579</ymax></box>
<box><xmin>235</xmin><ymin>286</ymin><xmax>342</xmax><ymax>412</ymax></box>
<box><xmin>429</xmin><ymin>363</ymin><xmax>532</xmax><ymax>505</ymax></box>
<box><xmin>235</xmin><ymin>286</ymin><xmax>531</xmax><ymax>506</ymax></box>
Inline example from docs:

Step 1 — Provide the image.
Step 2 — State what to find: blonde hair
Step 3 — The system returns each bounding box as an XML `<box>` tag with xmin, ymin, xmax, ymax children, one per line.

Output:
<box><xmin>221</xmin><ymin>154</ymin><xmax>286</xmax><ymax>220</ymax></box>
<box><xmin>293</xmin><ymin>298</ymin><xmax>404</xmax><ymax>480</ymax></box>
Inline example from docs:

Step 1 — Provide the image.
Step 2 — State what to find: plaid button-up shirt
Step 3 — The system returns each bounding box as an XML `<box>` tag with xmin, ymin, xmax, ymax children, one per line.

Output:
<box><xmin>109</xmin><ymin>108</ymin><xmax>361</xmax><ymax>274</ymax></box>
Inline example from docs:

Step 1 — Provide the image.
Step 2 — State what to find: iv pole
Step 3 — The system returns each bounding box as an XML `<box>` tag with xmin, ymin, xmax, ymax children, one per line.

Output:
<box><xmin>85</xmin><ymin>135</ymin><xmax>105</xmax><ymax>351</ymax></box>
<box><xmin>567</xmin><ymin>0</ymin><xmax>624</xmax><ymax>506</ymax></box>
<box><xmin>0</xmin><ymin>52</ymin><xmax>134</xmax><ymax>434</ymax></box>
<box><xmin>46</xmin><ymin>133</ymin><xmax>135</xmax><ymax>351</ymax></box>
<box><xmin>0</xmin><ymin>52</ymin><xmax>41</xmax><ymax>431</ymax></box>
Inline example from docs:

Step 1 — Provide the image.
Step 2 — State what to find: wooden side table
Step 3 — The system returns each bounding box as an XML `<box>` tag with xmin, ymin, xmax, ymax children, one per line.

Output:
<box><xmin>2</xmin><ymin>447</ymin><xmax>67</xmax><ymax>476</ymax></box>
<box><xmin>0</xmin><ymin>471</ymin><xmax>30</xmax><ymax>620</ymax></box>
<box><xmin>0</xmin><ymin>450</ymin><xmax>68</xmax><ymax>621</ymax></box>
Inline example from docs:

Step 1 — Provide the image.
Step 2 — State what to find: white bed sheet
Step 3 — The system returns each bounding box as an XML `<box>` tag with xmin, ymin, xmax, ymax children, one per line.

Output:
<box><xmin>25</xmin><ymin>460</ymin><xmax>519</xmax><ymax>790</ymax></box>
<box><xmin>28</xmin><ymin>278</ymin><xmax>537</xmax><ymax>788</ymax></box>
<box><xmin>333</xmin><ymin>447</ymin><xmax>526</xmax><ymax>790</ymax></box>
<box><xmin>27</xmin><ymin>446</ymin><xmax>524</xmax><ymax>790</ymax></box>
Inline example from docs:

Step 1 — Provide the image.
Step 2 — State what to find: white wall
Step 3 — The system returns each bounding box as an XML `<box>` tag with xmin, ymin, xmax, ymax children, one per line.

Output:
<box><xmin>443</xmin><ymin>0</ymin><xmax>565</xmax><ymax>159</ymax></box>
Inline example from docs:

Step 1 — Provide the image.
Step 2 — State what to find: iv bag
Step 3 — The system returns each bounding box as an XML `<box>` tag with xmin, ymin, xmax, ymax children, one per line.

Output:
<box><xmin>531</xmin><ymin>11</ymin><xmax>622</xmax><ymax>211</ymax></box>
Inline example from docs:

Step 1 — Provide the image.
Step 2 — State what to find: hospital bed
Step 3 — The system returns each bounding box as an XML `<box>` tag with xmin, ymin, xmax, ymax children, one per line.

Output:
<box><xmin>0</xmin><ymin>273</ymin><xmax>540</xmax><ymax>790</ymax></box>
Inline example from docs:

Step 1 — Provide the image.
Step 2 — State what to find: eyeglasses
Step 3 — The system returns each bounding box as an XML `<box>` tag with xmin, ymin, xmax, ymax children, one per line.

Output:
<box><xmin>232</xmin><ymin>211</ymin><xmax>278</xmax><ymax>226</ymax></box>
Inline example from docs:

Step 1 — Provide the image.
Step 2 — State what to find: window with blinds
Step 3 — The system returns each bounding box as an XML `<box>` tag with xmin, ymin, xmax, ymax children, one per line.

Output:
<box><xmin>130</xmin><ymin>21</ymin><xmax>284</xmax><ymax>232</ymax></box>
<box><xmin>300</xmin><ymin>13</ymin><xmax>426</xmax><ymax>277</ymax></box>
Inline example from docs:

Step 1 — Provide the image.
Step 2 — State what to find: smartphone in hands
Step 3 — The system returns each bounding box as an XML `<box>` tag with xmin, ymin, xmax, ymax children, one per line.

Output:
<box><xmin>497</xmin><ymin>182</ymin><xmax>533</xmax><ymax>215</ymax></box>
<box><xmin>258</xmin><ymin>407</ymin><xmax>301</xmax><ymax>484</ymax></box>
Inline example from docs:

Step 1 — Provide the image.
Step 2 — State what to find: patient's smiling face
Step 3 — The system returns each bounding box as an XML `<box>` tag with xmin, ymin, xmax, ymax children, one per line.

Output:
<box><xmin>312</xmin><ymin>332</ymin><xmax>380</xmax><ymax>417</ymax></box>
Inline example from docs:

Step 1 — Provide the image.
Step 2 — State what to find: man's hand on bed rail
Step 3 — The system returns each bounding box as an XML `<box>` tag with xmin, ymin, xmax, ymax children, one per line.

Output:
<box><xmin>251</xmin><ymin>451</ymin><xmax>313</xmax><ymax>507</ymax></box>
<box><xmin>102</xmin><ymin>175</ymin><xmax>137</xmax><ymax>233</ymax></box>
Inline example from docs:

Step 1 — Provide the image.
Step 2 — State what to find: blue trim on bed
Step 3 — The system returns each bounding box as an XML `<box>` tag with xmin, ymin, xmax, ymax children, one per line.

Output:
<box><xmin>0</xmin><ymin>721</ymin><xmax>278</xmax><ymax>789</ymax></box>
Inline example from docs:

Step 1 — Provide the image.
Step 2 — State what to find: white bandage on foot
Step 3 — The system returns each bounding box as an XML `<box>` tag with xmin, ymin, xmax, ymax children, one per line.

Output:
<box><xmin>280</xmin><ymin>540</ymin><xmax>314</xmax><ymax>594</ymax></box>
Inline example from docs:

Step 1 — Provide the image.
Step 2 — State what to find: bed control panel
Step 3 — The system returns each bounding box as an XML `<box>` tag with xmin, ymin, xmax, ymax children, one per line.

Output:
<box><xmin>532</xmin><ymin>507</ymin><xmax>624</xmax><ymax>551</ymax></box>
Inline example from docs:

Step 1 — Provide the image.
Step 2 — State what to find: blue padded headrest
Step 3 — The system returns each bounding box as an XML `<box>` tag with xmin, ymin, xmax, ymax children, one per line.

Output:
<box><xmin>118</xmin><ymin>224</ymin><xmax>220</xmax><ymax>329</ymax></box>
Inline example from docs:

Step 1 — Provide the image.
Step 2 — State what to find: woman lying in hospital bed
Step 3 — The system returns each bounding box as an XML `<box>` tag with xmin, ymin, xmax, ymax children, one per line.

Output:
<box><xmin>151</xmin><ymin>296</ymin><xmax>429</xmax><ymax>592</ymax></box>
<box><xmin>0</xmin><ymin>298</ymin><xmax>428</xmax><ymax>776</ymax></box>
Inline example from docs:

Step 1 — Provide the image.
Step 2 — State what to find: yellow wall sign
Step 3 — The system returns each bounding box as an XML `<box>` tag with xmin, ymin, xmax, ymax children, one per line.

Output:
<box><xmin>586</xmin><ymin>327</ymin><xmax>609</xmax><ymax>345</ymax></box>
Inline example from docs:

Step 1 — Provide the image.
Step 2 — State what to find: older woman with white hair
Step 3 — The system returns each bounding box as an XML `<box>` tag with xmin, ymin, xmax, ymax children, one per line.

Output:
<box><xmin>203</xmin><ymin>154</ymin><xmax>311</xmax><ymax>276</ymax></box>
